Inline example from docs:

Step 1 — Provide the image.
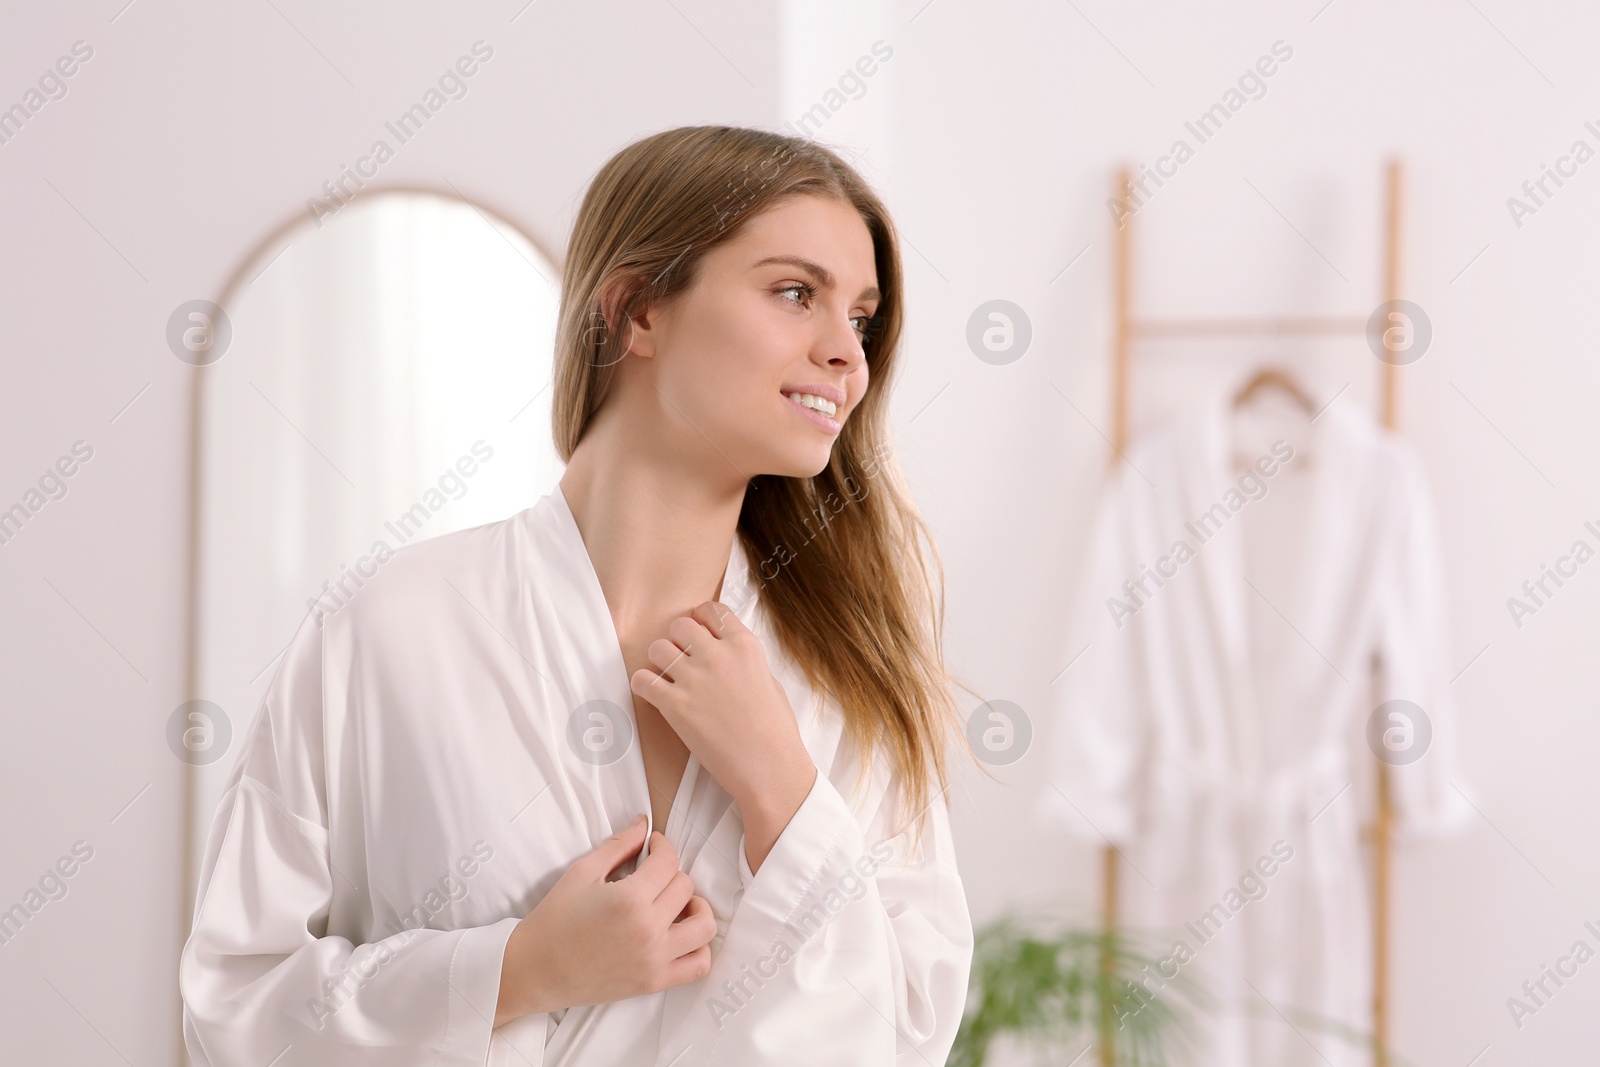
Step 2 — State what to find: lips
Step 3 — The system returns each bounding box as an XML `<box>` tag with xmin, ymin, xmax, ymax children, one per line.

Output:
<box><xmin>782</xmin><ymin>390</ymin><xmax>843</xmax><ymax>433</ymax></box>
<box><xmin>780</xmin><ymin>383</ymin><xmax>846</xmax><ymax>408</ymax></box>
<box><xmin>782</xmin><ymin>391</ymin><xmax>839</xmax><ymax>419</ymax></box>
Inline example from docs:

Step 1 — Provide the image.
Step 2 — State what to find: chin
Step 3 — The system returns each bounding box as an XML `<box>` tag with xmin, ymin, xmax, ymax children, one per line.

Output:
<box><xmin>766</xmin><ymin>447</ymin><xmax>834</xmax><ymax>480</ymax></box>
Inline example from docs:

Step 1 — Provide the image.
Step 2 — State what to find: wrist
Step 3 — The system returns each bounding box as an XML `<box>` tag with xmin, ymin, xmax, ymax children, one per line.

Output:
<box><xmin>496</xmin><ymin>918</ymin><xmax>555</xmax><ymax>1025</ymax></box>
<box><xmin>739</xmin><ymin>761</ymin><xmax>817</xmax><ymax>843</ymax></box>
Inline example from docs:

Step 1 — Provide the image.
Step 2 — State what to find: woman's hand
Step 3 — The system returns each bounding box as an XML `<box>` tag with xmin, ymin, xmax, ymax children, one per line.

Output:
<box><xmin>495</xmin><ymin>815</ymin><xmax>717</xmax><ymax>1027</ymax></box>
<box><xmin>629</xmin><ymin>601</ymin><xmax>819</xmax><ymax>870</ymax></box>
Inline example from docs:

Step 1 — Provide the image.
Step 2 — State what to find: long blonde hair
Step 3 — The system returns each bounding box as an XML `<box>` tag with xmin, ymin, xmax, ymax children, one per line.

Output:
<box><xmin>552</xmin><ymin>125</ymin><xmax>974</xmax><ymax>845</ymax></box>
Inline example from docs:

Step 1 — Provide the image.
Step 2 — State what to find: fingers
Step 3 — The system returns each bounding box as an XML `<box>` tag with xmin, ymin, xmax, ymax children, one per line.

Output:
<box><xmin>645</xmin><ymin>636</ymin><xmax>691</xmax><ymax>681</ymax></box>
<box><xmin>663</xmin><ymin>894</ymin><xmax>718</xmax><ymax>962</ymax></box>
<box><xmin>651</xmin><ymin>866</ymin><xmax>696</xmax><ymax>924</ymax></box>
<box><xmin>656</xmin><ymin>942</ymin><xmax>713</xmax><ymax>991</ymax></box>
<box><xmin>665</xmin><ymin>615</ymin><xmax>713</xmax><ymax>654</ymax></box>
<box><xmin>626</xmin><ymin>830</ymin><xmax>685</xmax><ymax>897</ymax></box>
<box><xmin>689</xmin><ymin>601</ymin><xmax>741</xmax><ymax>638</ymax></box>
<box><xmin>574</xmin><ymin>814</ymin><xmax>648</xmax><ymax>881</ymax></box>
<box><xmin>630</xmin><ymin>666</ymin><xmax>668</xmax><ymax>702</ymax></box>
<box><xmin>641</xmin><ymin>607</ymin><xmax>743</xmax><ymax>692</ymax></box>
<box><xmin>673</xmin><ymin>891</ymin><xmax>713</xmax><ymax>927</ymax></box>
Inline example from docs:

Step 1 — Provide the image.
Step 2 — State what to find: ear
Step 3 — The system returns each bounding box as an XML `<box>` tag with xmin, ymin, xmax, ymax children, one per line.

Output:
<box><xmin>596</xmin><ymin>269</ymin><xmax>663</xmax><ymax>361</ymax></box>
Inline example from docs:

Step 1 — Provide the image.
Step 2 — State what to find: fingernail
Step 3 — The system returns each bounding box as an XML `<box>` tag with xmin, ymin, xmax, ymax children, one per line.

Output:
<box><xmin>635</xmin><ymin>813</ymin><xmax>647</xmax><ymax>825</ymax></box>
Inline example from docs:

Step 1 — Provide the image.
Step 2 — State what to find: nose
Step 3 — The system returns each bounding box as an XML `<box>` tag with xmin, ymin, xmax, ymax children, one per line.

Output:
<box><xmin>816</xmin><ymin>311</ymin><xmax>868</xmax><ymax>374</ymax></box>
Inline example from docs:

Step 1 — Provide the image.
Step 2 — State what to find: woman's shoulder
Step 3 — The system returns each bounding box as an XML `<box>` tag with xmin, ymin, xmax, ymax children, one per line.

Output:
<box><xmin>314</xmin><ymin>504</ymin><xmax>539</xmax><ymax>639</ymax></box>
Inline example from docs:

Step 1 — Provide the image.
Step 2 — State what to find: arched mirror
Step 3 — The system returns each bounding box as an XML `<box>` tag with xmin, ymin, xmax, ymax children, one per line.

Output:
<box><xmin>179</xmin><ymin>190</ymin><xmax>563</xmax><ymax>953</ymax></box>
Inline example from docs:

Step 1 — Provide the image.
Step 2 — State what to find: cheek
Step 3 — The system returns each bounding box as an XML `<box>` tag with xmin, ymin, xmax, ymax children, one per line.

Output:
<box><xmin>666</xmin><ymin>316</ymin><xmax>781</xmax><ymax>427</ymax></box>
<box><xmin>711</xmin><ymin>309</ymin><xmax>795</xmax><ymax>397</ymax></box>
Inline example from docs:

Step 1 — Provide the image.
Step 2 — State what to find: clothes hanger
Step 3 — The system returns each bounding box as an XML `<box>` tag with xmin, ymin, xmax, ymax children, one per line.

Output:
<box><xmin>1230</xmin><ymin>364</ymin><xmax>1316</xmax><ymax>414</ymax></box>
<box><xmin>1228</xmin><ymin>364</ymin><xmax>1317</xmax><ymax>471</ymax></box>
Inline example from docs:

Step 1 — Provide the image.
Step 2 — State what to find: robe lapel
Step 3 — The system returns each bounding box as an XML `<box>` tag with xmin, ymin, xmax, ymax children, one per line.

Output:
<box><xmin>541</xmin><ymin>482</ymin><xmax>760</xmax><ymax>848</ymax></box>
<box><xmin>532</xmin><ymin>486</ymin><xmax>768</xmax><ymax>1061</ymax></box>
<box><xmin>1192</xmin><ymin>399</ymin><xmax>1261</xmax><ymax>778</ymax></box>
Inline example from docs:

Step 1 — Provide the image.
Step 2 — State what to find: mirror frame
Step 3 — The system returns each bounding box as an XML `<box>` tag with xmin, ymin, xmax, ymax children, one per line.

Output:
<box><xmin>178</xmin><ymin>185</ymin><xmax>565</xmax><ymax>966</ymax></box>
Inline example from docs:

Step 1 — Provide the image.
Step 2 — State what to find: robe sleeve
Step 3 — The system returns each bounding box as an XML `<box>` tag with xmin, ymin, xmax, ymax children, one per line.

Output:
<box><xmin>1368</xmin><ymin>445</ymin><xmax>1474</xmax><ymax>838</ymax></box>
<box><xmin>703</xmin><ymin>763</ymin><xmax>971</xmax><ymax>1065</ymax></box>
<box><xmin>1036</xmin><ymin>469</ymin><xmax>1150</xmax><ymax>846</ymax></box>
<box><xmin>179</xmin><ymin>608</ymin><xmax>522</xmax><ymax>1065</ymax></box>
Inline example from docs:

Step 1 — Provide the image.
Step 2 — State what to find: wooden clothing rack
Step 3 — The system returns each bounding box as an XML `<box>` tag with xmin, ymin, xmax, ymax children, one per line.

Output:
<box><xmin>1099</xmin><ymin>160</ymin><xmax>1406</xmax><ymax>1067</ymax></box>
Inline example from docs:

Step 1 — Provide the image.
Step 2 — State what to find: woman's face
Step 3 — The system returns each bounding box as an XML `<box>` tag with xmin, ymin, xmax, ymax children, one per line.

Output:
<box><xmin>621</xmin><ymin>193</ymin><xmax>879</xmax><ymax>481</ymax></box>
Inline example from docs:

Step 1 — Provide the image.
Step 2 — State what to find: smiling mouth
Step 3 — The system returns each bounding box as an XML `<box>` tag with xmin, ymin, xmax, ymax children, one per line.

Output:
<box><xmin>781</xmin><ymin>390</ymin><xmax>843</xmax><ymax>433</ymax></box>
<box><xmin>780</xmin><ymin>390</ymin><xmax>839</xmax><ymax>418</ymax></box>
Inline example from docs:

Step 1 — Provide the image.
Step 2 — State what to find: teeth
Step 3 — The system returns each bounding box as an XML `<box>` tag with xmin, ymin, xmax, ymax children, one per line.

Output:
<box><xmin>784</xmin><ymin>392</ymin><xmax>838</xmax><ymax>417</ymax></box>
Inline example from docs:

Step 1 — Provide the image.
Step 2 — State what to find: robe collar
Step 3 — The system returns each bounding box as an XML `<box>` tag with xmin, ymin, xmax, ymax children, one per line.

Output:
<box><xmin>524</xmin><ymin>481</ymin><xmax>761</xmax><ymax>830</ymax></box>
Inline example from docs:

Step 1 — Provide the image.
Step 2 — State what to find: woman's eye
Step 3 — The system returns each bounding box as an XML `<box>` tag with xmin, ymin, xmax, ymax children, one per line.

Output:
<box><xmin>776</xmin><ymin>284</ymin><xmax>877</xmax><ymax>343</ymax></box>
<box><xmin>776</xmin><ymin>283</ymin><xmax>813</xmax><ymax>306</ymax></box>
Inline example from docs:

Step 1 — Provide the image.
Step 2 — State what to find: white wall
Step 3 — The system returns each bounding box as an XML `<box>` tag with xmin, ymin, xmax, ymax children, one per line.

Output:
<box><xmin>3</xmin><ymin>1</ymin><xmax>1596</xmax><ymax>1063</ymax></box>
<box><xmin>0</xmin><ymin>3</ymin><xmax>778</xmax><ymax>1061</ymax></box>
<box><xmin>877</xmin><ymin>3</ymin><xmax>1600</xmax><ymax>1065</ymax></box>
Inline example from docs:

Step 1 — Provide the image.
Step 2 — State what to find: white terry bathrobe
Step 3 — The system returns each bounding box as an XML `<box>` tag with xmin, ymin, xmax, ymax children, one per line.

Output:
<box><xmin>180</xmin><ymin>483</ymin><xmax>973</xmax><ymax>1066</ymax></box>
<box><xmin>1038</xmin><ymin>397</ymin><xmax>1471</xmax><ymax>1066</ymax></box>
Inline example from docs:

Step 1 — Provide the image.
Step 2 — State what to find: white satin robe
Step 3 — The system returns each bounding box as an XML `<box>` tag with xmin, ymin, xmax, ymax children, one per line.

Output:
<box><xmin>180</xmin><ymin>483</ymin><xmax>972</xmax><ymax>1066</ymax></box>
<box><xmin>1038</xmin><ymin>398</ymin><xmax>1471</xmax><ymax>1066</ymax></box>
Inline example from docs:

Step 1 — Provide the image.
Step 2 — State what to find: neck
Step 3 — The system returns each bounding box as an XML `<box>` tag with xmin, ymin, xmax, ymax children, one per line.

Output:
<box><xmin>558</xmin><ymin>405</ymin><xmax>747</xmax><ymax>635</ymax></box>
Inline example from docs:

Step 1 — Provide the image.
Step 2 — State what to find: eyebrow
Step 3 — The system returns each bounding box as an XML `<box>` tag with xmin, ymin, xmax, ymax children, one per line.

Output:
<box><xmin>751</xmin><ymin>255</ymin><xmax>881</xmax><ymax>304</ymax></box>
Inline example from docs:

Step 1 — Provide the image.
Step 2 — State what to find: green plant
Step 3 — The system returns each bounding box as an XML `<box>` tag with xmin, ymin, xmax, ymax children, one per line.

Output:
<box><xmin>950</xmin><ymin>910</ymin><xmax>1207</xmax><ymax>1067</ymax></box>
<box><xmin>951</xmin><ymin>909</ymin><xmax>1418</xmax><ymax>1067</ymax></box>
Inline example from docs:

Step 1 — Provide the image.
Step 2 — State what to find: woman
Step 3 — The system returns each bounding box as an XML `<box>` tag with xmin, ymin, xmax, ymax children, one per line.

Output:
<box><xmin>180</xmin><ymin>125</ymin><xmax>975</xmax><ymax>1066</ymax></box>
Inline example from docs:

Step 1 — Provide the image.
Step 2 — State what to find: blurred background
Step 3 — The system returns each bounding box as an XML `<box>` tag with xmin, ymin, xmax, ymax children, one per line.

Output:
<box><xmin>2</xmin><ymin>1</ymin><xmax>1596</xmax><ymax>1064</ymax></box>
